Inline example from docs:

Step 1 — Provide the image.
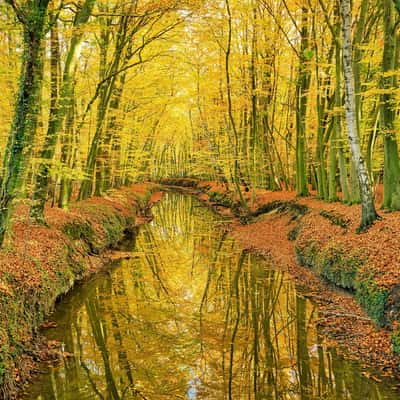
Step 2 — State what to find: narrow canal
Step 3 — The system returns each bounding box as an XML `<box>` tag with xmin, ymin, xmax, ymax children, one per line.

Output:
<box><xmin>25</xmin><ymin>192</ymin><xmax>400</xmax><ymax>399</ymax></box>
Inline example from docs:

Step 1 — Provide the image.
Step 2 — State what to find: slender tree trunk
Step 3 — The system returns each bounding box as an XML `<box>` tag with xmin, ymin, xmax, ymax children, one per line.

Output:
<box><xmin>79</xmin><ymin>26</ymin><xmax>117</xmax><ymax>200</ymax></box>
<box><xmin>340</xmin><ymin>0</ymin><xmax>379</xmax><ymax>230</ymax></box>
<box><xmin>353</xmin><ymin>0</ymin><xmax>369</xmax><ymax>133</ymax></box>
<box><xmin>295</xmin><ymin>7</ymin><xmax>311</xmax><ymax>197</ymax></box>
<box><xmin>332</xmin><ymin>9</ymin><xmax>350</xmax><ymax>203</ymax></box>
<box><xmin>249</xmin><ymin>3</ymin><xmax>258</xmax><ymax>198</ymax></box>
<box><xmin>29</xmin><ymin>18</ymin><xmax>60</xmax><ymax>222</ymax></box>
<box><xmin>58</xmin><ymin>95</ymin><xmax>76</xmax><ymax>210</ymax></box>
<box><xmin>225</xmin><ymin>0</ymin><xmax>249</xmax><ymax>211</ymax></box>
<box><xmin>310</xmin><ymin>3</ymin><xmax>330</xmax><ymax>201</ymax></box>
<box><xmin>95</xmin><ymin>73</ymin><xmax>126</xmax><ymax>194</ymax></box>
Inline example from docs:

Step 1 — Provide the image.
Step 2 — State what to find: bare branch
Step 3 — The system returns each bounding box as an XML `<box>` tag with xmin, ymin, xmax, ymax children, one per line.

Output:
<box><xmin>4</xmin><ymin>0</ymin><xmax>26</xmax><ymax>25</ymax></box>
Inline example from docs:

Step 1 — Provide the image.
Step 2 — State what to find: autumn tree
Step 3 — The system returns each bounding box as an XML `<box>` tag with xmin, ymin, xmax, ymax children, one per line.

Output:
<box><xmin>30</xmin><ymin>0</ymin><xmax>96</xmax><ymax>222</ymax></box>
<box><xmin>381</xmin><ymin>0</ymin><xmax>400</xmax><ymax>211</ymax></box>
<box><xmin>0</xmin><ymin>0</ymin><xmax>52</xmax><ymax>245</ymax></box>
<box><xmin>340</xmin><ymin>0</ymin><xmax>379</xmax><ymax>230</ymax></box>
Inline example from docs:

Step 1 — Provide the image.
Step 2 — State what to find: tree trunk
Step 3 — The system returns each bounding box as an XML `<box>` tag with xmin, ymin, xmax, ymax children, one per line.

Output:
<box><xmin>340</xmin><ymin>0</ymin><xmax>379</xmax><ymax>231</ymax></box>
<box><xmin>353</xmin><ymin>0</ymin><xmax>369</xmax><ymax>134</ymax></box>
<box><xmin>333</xmin><ymin>10</ymin><xmax>350</xmax><ymax>203</ymax></box>
<box><xmin>58</xmin><ymin>85</ymin><xmax>77</xmax><ymax>209</ymax></box>
<box><xmin>381</xmin><ymin>0</ymin><xmax>400</xmax><ymax>210</ymax></box>
<box><xmin>0</xmin><ymin>0</ymin><xmax>50</xmax><ymax>245</ymax></box>
<box><xmin>225</xmin><ymin>0</ymin><xmax>249</xmax><ymax>211</ymax></box>
<box><xmin>295</xmin><ymin>6</ymin><xmax>311</xmax><ymax>197</ymax></box>
<box><xmin>95</xmin><ymin>73</ymin><xmax>127</xmax><ymax>195</ymax></box>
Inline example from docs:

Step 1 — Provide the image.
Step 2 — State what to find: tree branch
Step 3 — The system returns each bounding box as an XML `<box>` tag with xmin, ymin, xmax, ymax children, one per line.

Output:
<box><xmin>4</xmin><ymin>0</ymin><xmax>26</xmax><ymax>25</ymax></box>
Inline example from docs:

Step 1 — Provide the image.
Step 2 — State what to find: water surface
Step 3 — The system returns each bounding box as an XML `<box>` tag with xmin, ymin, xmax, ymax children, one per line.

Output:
<box><xmin>25</xmin><ymin>193</ymin><xmax>400</xmax><ymax>399</ymax></box>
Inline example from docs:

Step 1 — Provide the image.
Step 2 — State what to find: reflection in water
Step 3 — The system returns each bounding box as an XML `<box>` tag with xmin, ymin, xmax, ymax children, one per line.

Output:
<box><xmin>25</xmin><ymin>193</ymin><xmax>400</xmax><ymax>399</ymax></box>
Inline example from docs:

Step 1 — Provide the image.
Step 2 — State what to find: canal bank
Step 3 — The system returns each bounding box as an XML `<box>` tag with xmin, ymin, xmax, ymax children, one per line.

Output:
<box><xmin>0</xmin><ymin>184</ymin><xmax>160</xmax><ymax>399</ymax></box>
<box><xmin>23</xmin><ymin>192</ymin><xmax>400</xmax><ymax>399</ymax></box>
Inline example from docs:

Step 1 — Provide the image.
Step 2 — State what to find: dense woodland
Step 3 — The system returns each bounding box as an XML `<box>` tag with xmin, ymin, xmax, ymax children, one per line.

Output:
<box><xmin>0</xmin><ymin>0</ymin><xmax>400</xmax><ymax>242</ymax></box>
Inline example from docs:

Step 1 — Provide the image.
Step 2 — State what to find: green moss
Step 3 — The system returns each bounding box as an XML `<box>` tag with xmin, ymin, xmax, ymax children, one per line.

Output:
<box><xmin>208</xmin><ymin>191</ymin><xmax>232</xmax><ymax>207</ymax></box>
<box><xmin>252</xmin><ymin>201</ymin><xmax>308</xmax><ymax>220</ymax></box>
<box><xmin>391</xmin><ymin>191</ymin><xmax>400</xmax><ymax>211</ymax></box>
<box><xmin>0</xmin><ymin>356</ymin><xmax>7</xmax><ymax>387</ymax></box>
<box><xmin>66</xmin><ymin>246</ymin><xmax>85</xmax><ymax>276</ymax></box>
<box><xmin>160</xmin><ymin>178</ymin><xmax>198</xmax><ymax>188</ymax></box>
<box><xmin>296</xmin><ymin>242</ymin><xmax>362</xmax><ymax>290</ymax></box>
<box><xmin>318</xmin><ymin>248</ymin><xmax>361</xmax><ymax>290</ymax></box>
<box><xmin>0</xmin><ymin>363</ymin><xmax>5</xmax><ymax>385</ymax></box>
<box><xmin>103</xmin><ymin>219</ymin><xmax>124</xmax><ymax>247</ymax></box>
<box><xmin>288</xmin><ymin>224</ymin><xmax>302</xmax><ymax>241</ymax></box>
<box><xmin>320</xmin><ymin>210</ymin><xmax>351</xmax><ymax>229</ymax></box>
<box><xmin>297</xmin><ymin>242</ymin><xmax>392</xmax><ymax>326</ymax></box>
<box><xmin>295</xmin><ymin>242</ymin><xmax>317</xmax><ymax>268</ymax></box>
<box><xmin>391</xmin><ymin>328</ymin><xmax>400</xmax><ymax>355</ymax></box>
<box><xmin>355</xmin><ymin>273</ymin><xmax>390</xmax><ymax>326</ymax></box>
<box><xmin>63</xmin><ymin>220</ymin><xmax>95</xmax><ymax>245</ymax></box>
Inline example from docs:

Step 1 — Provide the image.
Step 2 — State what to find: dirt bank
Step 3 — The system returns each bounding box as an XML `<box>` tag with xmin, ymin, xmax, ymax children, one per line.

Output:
<box><xmin>0</xmin><ymin>184</ymin><xmax>160</xmax><ymax>399</ymax></box>
<box><xmin>160</xmin><ymin>178</ymin><xmax>400</xmax><ymax>381</ymax></box>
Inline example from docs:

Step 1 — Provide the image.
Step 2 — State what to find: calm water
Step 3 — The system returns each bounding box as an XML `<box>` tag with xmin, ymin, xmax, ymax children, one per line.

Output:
<box><xmin>24</xmin><ymin>193</ymin><xmax>400</xmax><ymax>399</ymax></box>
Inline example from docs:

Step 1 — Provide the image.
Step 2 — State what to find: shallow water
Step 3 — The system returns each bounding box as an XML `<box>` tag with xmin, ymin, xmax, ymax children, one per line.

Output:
<box><xmin>25</xmin><ymin>192</ymin><xmax>400</xmax><ymax>399</ymax></box>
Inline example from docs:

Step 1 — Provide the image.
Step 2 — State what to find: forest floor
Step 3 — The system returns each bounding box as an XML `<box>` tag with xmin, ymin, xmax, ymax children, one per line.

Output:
<box><xmin>161</xmin><ymin>178</ymin><xmax>400</xmax><ymax>383</ymax></box>
<box><xmin>0</xmin><ymin>183</ymin><xmax>162</xmax><ymax>399</ymax></box>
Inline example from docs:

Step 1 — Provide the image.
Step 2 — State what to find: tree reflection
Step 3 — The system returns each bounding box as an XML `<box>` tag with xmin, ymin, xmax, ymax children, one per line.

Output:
<box><xmin>26</xmin><ymin>193</ymin><xmax>400</xmax><ymax>400</ymax></box>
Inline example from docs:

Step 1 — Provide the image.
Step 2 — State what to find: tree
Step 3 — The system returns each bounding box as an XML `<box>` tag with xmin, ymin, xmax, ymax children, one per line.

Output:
<box><xmin>0</xmin><ymin>0</ymin><xmax>51</xmax><ymax>245</ymax></box>
<box><xmin>295</xmin><ymin>5</ymin><xmax>311</xmax><ymax>197</ymax></box>
<box><xmin>78</xmin><ymin>2</ymin><xmax>185</xmax><ymax>200</ymax></box>
<box><xmin>381</xmin><ymin>0</ymin><xmax>400</xmax><ymax>210</ymax></box>
<box><xmin>340</xmin><ymin>0</ymin><xmax>379</xmax><ymax>230</ymax></box>
<box><xmin>30</xmin><ymin>0</ymin><xmax>96</xmax><ymax>222</ymax></box>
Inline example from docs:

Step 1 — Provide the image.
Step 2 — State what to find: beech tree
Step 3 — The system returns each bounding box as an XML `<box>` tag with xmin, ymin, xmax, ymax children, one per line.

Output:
<box><xmin>381</xmin><ymin>0</ymin><xmax>400</xmax><ymax>211</ymax></box>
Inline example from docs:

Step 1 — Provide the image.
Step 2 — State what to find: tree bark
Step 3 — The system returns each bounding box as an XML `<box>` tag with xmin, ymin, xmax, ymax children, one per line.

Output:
<box><xmin>295</xmin><ymin>6</ymin><xmax>311</xmax><ymax>197</ymax></box>
<box><xmin>0</xmin><ymin>0</ymin><xmax>50</xmax><ymax>245</ymax></box>
<box><xmin>340</xmin><ymin>0</ymin><xmax>379</xmax><ymax>230</ymax></box>
<box><xmin>381</xmin><ymin>0</ymin><xmax>400</xmax><ymax>210</ymax></box>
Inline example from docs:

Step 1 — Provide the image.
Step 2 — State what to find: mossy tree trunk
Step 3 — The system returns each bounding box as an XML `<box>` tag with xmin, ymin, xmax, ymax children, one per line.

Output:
<box><xmin>295</xmin><ymin>6</ymin><xmax>311</xmax><ymax>197</ymax></box>
<box><xmin>58</xmin><ymin>87</ymin><xmax>76</xmax><ymax>210</ymax></box>
<box><xmin>381</xmin><ymin>0</ymin><xmax>400</xmax><ymax>210</ymax></box>
<box><xmin>0</xmin><ymin>0</ymin><xmax>50</xmax><ymax>246</ymax></box>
